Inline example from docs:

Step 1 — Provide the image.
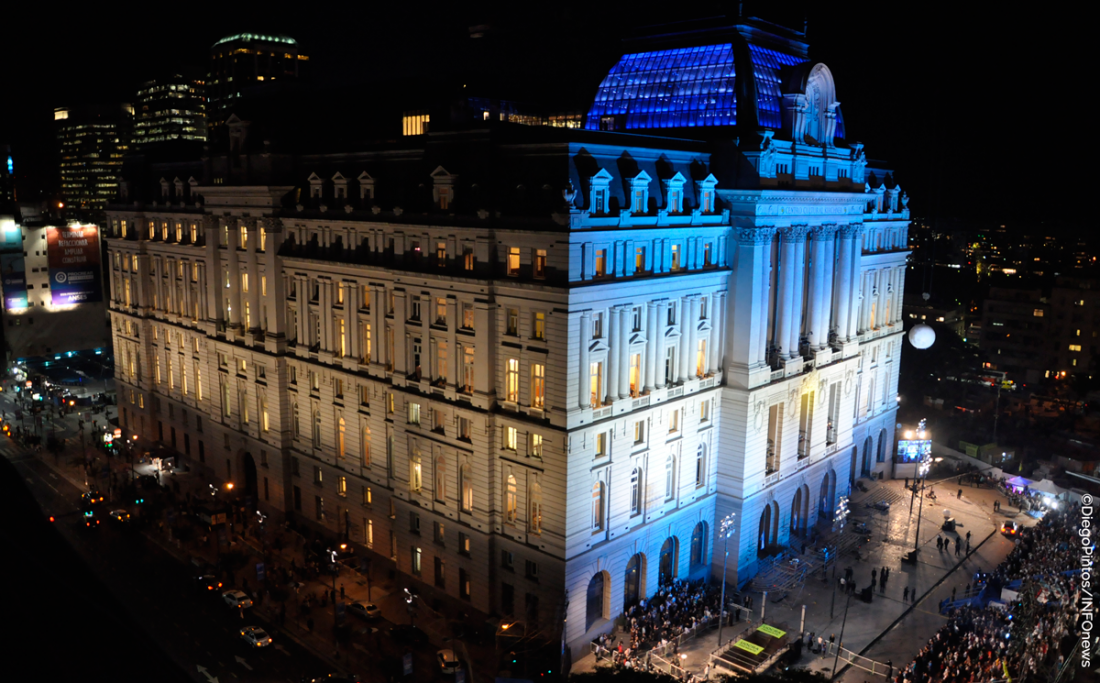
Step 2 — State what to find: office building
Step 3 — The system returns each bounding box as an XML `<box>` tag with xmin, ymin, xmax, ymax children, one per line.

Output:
<box><xmin>133</xmin><ymin>75</ymin><xmax>207</xmax><ymax>148</ymax></box>
<box><xmin>55</xmin><ymin>104</ymin><xmax>133</xmax><ymax>213</ymax></box>
<box><xmin>104</xmin><ymin>17</ymin><xmax>908</xmax><ymax>666</ymax></box>
<box><xmin>207</xmin><ymin>33</ymin><xmax>307</xmax><ymax>132</ymax></box>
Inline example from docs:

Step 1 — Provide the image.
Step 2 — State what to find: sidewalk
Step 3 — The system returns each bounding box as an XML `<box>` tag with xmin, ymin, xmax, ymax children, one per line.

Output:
<box><xmin>571</xmin><ymin>474</ymin><xmax>1022</xmax><ymax>679</ymax></box>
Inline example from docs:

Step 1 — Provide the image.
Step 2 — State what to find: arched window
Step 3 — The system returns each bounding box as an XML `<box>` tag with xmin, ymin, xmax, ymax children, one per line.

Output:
<box><xmin>690</xmin><ymin>522</ymin><xmax>708</xmax><ymax>568</ymax></box>
<box><xmin>435</xmin><ymin>456</ymin><xmax>446</xmax><ymax>502</ymax></box>
<box><xmin>630</xmin><ymin>467</ymin><xmax>642</xmax><ymax>516</ymax></box>
<box><xmin>586</xmin><ymin>573</ymin><xmax>607</xmax><ymax>631</ymax></box>
<box><xmin>505</xmin><ymin>474</ymin><xmax>518</xmax><ymax>524</ymax></box>
<box><xmin>591</xmin><ymin>482</ymin><xmax>604</xmax><ymax>531</ymax></box>
<box><xmin>695</xmin><ymin>443</ymin><xmax>707</xmax><ymax>488</ymax></box>
<box><xmin>312</xmin><ymin>409</ymin><xmax>321</xmax><ymax>447</ymax></box>
<box><xmin>665</xmin><ymin>454</ymin><xmax>676</xmax><ymax>500</ymax></box>
<box><xmin>460</xmin><ymin>464</ymin><xmax>473</xmax><ymax>513</ymax></box>
<box><xmin>529</xmin><ymin>481</ymin><xmax>543</xmax><ymax>534</ymax></box>
<box><xmin>337</xmin><ymin>417</ymin><xmax>346</xmax><ymax>458</ymax></box>
<box><xmin>292</xmin><ymin>402</ymin><xmax>300</xmax><ymax>437</ymax></box>
<box><xmin>876</xmin><ymin>429</ymin><xmax>887</xmax><ymax>463</ymax></box>
<box><xmin>361</xmin><ymin>424</ymin><xmax>371</xmax><ymax>466</ymax></box>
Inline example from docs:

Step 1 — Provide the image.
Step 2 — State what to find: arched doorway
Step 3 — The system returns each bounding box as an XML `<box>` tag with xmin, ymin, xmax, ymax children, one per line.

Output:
<box><xmin>861</xmin><ymin>437</ymin><xmax>873</xmax><ymax>477</ymax></box>
<box><xmin>758</xmin><ymin>501</ymin><xmax>779</xmax><ymax>556</ymax></box>
<box><xmin>689</xmin><ymin>522</ymin><xmax>708</xmax><ymax>570</ymax></box>
<box><xmin>659</xmin><ymin>538</ymin><xmax>678</xmax><ymax>585</ymax></box>
<box><xmin>849</xmin><ymin>446</ymin><xmax>858</xmax><ymax>487</ymax></box>
<box><xmin>819</xmin><ymin>472</ymin><xmax>832</xmax><ymax>518</ymax></box>
<box><xmin>242</xmin><ymin>452</ymin><xmax>258</xmax><ymax>506</ymax></box>
<box><xmin>877</xmin><ymin>429</ymin><xmax>888</xmax><ymax>463</ymax></box>
<box><xmin>585</xmin><ymin>572</ymin><xmax>608</xmax><ymax>631</ymax></box>
<box><xmin>791</xmin><ymin>487</ymin><xmax>804</xmax><ymax>537</ymax></box>
<box><xmin>624</xmin><ymin>554</ymin><xmax>644</xmax><ymax>608</ymax></box>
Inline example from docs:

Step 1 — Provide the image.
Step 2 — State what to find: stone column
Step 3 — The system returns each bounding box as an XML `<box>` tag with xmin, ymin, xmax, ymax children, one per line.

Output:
<box><xmin>776</xmin><ymin>230</ymin><xmax>797</xmax><ymax>359</ymax></box>
<box><xmin>644</xmin><ymin>301</ymin><xmax>659</xmax><ymax>393</ymax></box>
<box><xmin>579</xmin><ymin>312</ymin><xmax>591</xmax><ymax>408</ymax></box>
<box><xmin>619</xmin><ymin>306</ymin><xmax>631</xmax><ymax>398</ymax></box>
<box><xmin>678</xmin><ymin>298</ymin><xmax>691</xmax><ymax>382</ymax></box>
<box><xmin>686</xmin><ymin>296</ymin><xmax>699</xmax><ymax>378</ymax></box>
<box><xmin>847</xmin><ymin>231</ymin><xmax>863</xmax><ymax>340</ymax></box>
<box><xmin>728</xmin><ymin>228</ymin><xmax>775</xmax><ymax>375</ymax></box>
<box><xmin>345</xmin><ymin>281</ymin><xmax>358</xmax><ymax>360</ymax></box>
<box><xmin>821</xmin><ymin>229</ymin><xmax>836</xmax><ymax>347</ymax></box>
<box><xmin>833</xmin><ymin>226</ymin><xmax>854</xmax><ymax>343</ymax></box>
<box><xmin>226</xmin><ymin>224</ymin><xmax>242</xmax><ymax>329</ymax></box>
<box><xmin>808</xmin><ymin>227</ymin><xmax>828</xmax><ymax>349</ymax></box>
<box><xmin>608</xmin><ymin>307</ymin><xmax>621</xmax><ymax>403</ymax></box>
<box><xmin>708</xmin><ymin>293</ymin><xmax>721</xmax><ymax>375</ymax></box>
<box><xmin>788</xmin><ymin>227</ymin><xmax>808</xmax><ymax>357</ymax></box>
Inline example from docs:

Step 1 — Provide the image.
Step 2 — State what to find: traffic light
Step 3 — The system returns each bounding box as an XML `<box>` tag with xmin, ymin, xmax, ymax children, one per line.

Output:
<box><xmin>135</xmin><ymin>498</ymin><xmax>144</xmax><ymax>505</ymax></box>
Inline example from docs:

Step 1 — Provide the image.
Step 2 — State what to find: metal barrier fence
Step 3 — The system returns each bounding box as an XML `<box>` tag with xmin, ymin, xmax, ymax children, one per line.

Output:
<box><xmin>821</xmin><ymin>641</ymin><xmax>893</xmax><ymax>678</ymax></box>
<box><xmin>590</xmin><ymin>615</ymin><xmax>720</xmax><ymax>664</ymax></box>
<box><xmin>649</xmin><ymin>653</ymin><xmax>687</xmax><ymax>678</ymax></box>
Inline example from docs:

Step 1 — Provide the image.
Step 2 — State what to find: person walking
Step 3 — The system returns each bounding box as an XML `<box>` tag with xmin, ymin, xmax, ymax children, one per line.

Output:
<box><xmin>871</xmin><ymin>568</ymin><xmax>877</xmax><ymax>586</ymax></box>
<box><xmin>955</xmin><ymin>538</ymin><xmax>961</xmax><ymax>556</ymax></box>
<box><xmin>966</xmin><ymin>538</ymin><xmax>971</xmax><ymax>554</ymax></box>
<box><xmin>957</xmin><ymin>489</ymin><xmax>962</xmax><ymax>499</ymax></box>
<box><xmin>903</xmin><ymin>586</ymin><xmax>909</xmax><ymax>602</ymax></box>
<box><xmin>951</xmin><ymin>587</ymin><xmax>956</xmax><ymax>601</ymax></box>
<box><xmin>966</xmin><ymin>530</ymin><xmax>971</xmax><ymax>543</ymax></box>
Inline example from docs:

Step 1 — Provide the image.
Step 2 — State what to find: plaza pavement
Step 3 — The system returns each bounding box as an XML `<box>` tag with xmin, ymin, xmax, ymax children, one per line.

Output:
<box><xmin>575</xmin><ymin>473</ymin><xmax>1030</xmax><ymax>680</ymax></box>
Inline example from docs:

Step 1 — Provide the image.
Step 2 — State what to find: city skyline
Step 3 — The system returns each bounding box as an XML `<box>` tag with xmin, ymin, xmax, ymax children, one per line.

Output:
<box><xmin>0</xmin><ymin>3</ymin><xmax>1086</xmax><ymax>224</ymax></box>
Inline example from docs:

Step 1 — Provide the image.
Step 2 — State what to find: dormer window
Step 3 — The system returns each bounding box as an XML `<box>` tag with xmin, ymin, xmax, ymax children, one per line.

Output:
<box><xmin>430</xmin><ymin>166</ymin><xmax>456</xmax><ymax>210</ymax></box>
<box><xmin>332</xmin><ymin>172</ymin><xmax>348</xmax><ymax>200</ymax></box>
<box><xmin>307</xmin><ymin>172</ymin><xmax>323</xmax><ymax>199</ymax></box>
<box><xmin>174</xmin><ymin>177</ymin><xmax>184</xmax><ymax>199</ymax></box>
<box><xmin>695</xmin><ymin>174</ymin><xmax>718</xmax><ymax>214</ymax></box>
<box><xmin>160</xmin><ymin>178</ymin><xmax>169</xmax><ymax>199</ymax></box>
<box><xmin>589</xmin><ymin>168</ymin><xmax>613</xmax><ymax>215</ymax></box>
<box><xmin>629</xmin><ymin>170</ymin><xmax>651</xmax><ymax>214</ymax></box>
<box><xmin>358</xmin><ymin>172</ymin><xmax>375</xmax><ymax>201</ymax></box>
<box><xmin>663</xmin><ymin>172</ymin><xmax>686</xmax><ymax>213</ymax></box>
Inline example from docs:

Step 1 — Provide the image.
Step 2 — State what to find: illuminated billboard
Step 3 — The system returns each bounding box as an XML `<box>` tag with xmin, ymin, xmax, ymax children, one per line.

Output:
<box><xmin>46</xmin><ymin>225</ymin><xmax>102</xmax><ymax>305</ymax></box>
<box><xmin>1</xmin><ymin>252</ymin><xmax>27</xmax><ymax>310</ymax></box>
<box><xmin>896</xmin><ymin>440</ymin><xmax>932</xmax><ymax>463</ymax></box>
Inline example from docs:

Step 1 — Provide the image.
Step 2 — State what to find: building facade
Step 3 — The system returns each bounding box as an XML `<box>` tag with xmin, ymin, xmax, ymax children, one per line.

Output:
<box><xmin>133</xmin><ymin>75</ymin><xmax>207</xmax><ymax>148</ymax></box>
<box><xmin>104</xmin><ymin>20</ymin><xmax>908</xmax><ymax>667</ymax></box>
<box><xmin>55</xmin><ymin>104</ymin><xmax>133</xmax><ymax>213</ymax></box>
<box><xmin>207</xmin><ymin>33</ymin><xmax>307</xmax><ymax>132</ymax></box>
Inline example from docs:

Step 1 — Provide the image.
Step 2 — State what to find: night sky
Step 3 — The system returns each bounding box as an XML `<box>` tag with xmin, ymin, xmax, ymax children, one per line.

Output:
<box><xmin>1</xmin><ymin>2</ymin><xmax>1083</xmax><ymax>227</ymax></box>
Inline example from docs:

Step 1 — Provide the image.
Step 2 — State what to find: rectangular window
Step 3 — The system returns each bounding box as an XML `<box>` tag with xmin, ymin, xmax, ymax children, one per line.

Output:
<box><xmin>459</xmin><ymin>416</ymin><xmax>472</xmax><ymax>441</ymax></box>
<box><xmin>463</xmin><ymin>247</ymin><xmax>474</xmax><ymax>271</ymax></box>
<box><xmin>507</xmin><ymin>247</ymin><xmax>520</xmax><ymax>276</ymax></box>
<box><xmin>530</xmin><ymin>433</ymin><xmax>543</xmax><ymax>458</ymax></box>
<box><xmin>366</xmin><ymin>519</ymin><xmax>373</xmax><ymax>548</ymax></box>
<box><xmin>506</xmin><ymin>308</ymin><xmax>519</xmax><ymax>336</ymax></box>
<box><xmin>594</xmin><ymin>249</ymin><xmax>607</xmax><ymax>277</ymax></box>
<box><xmin>531</xmin><ymin>363</ymin><xmax>545</xmax><ymax>408</ymax></box>
<box><xmin>532</xmin><ymin>311</ymin><xmax>545</xmax><ymax>340</ymax></box>
<box><xmin>671</xmin><ymin>244</ymin><xmax>682</xmax><ymax>271</ymax></box>
<box><xmin>700</xmin><ymin>399</ymin><xmax>710</xmax><ymax>422</ymax></box>
<box><xmin>436</xmin><ymin>242</ymin><xmax>447</xmax><ymax>267</ymax></box>
<box><xmin>634</xmin><ymin>420</ymin><xmax>645</xmax><ymax>444</ymax></box>
<box><xmin>595</xmin><ymin>432</ymin><xmax>607</xmax><ymax>458</ymax></box>
<box><xmin>590</xmin><ymin>362</ymin><xmax>603</xmax><ymax>408</ymax></box>
<box><xmin>407</xmin><ymin>402</ymin><xmax>420</xmax><ymax>425</ymax></box>
<box><xmin>629</xmin><ymin>353</ymin><xmax>641</xmax><ymax>398</ymax></box>
<box><xmin>534</xmin><ymin>249</ymin><xmax>546</xmax><ymax>278</ymax></box>
<box><xmin>669</xmin><ymin>408</ymin><xmax>680</xmax><ymax>433</ymax></box>
<box><xmin>338</xmin><ymin>476</ymin><xmax>347</xmax><ymax>497</ymax></box>
<box><xmin>435</xmin><ymin>297</ymin><xmax>447</xmax><ymax>325</ymax></box>
<box><xmin>462</xmin><ymin>347</ymin><xmax>475</xmax><ymax>394</ymax></box>
<box><xmin>412</xmin><ymin>547</ymin><xmax>422</xmax><ymax>575</ymax></box>
<box><xmin>506</xmin><ymin>359</ymin><xmax>519</xmax><ymax>403</ymax></box>
<box><xmin>635</xmin><ymin>246</ymin><xmax>646</xmax><ymax>272</ymax></box>
<box><xmin>315</xmin><ymin>495</ymin><xmax>324</xmax><ymax>520</ymax></box>
<box><xmin>435</xmin><ymin>340</ymin><xmax>448</xmax><ymax>383</ymax></box>
<box><xmin>593</xmin><ymin>313</ymin><xmax>603</xmax><ymax>339</ymax></box>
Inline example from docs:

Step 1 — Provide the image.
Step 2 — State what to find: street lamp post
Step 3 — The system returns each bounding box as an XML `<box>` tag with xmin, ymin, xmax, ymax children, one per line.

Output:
<box><xmin>829</xmin><ymin>495</ymin><xmax>849</xmax><ymax>618</ymax></box>
<box><xmin>914</xmin><ymin>456</ymin><xmax>931</xmax><ymax>552</ymax></box>
<box><xmin>716</xmin><ymin>512</ymin><xmax>737</xmax><ymax>649</ymax></box>
<box><xmin>404</xmin><ymin>587</ymin><xmax>419</xmax><ymax>628</ymax></box>
<box><xmin>830</xmin><ymin>589</ymin><xmax>853</xmax><ymax>681</ymax></box>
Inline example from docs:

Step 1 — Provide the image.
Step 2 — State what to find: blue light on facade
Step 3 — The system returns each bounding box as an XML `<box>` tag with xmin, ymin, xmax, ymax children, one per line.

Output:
<box><xmin>6</xmin><ymin>156</ymin><xmax>12</xmax><ymax>174</ymax></box>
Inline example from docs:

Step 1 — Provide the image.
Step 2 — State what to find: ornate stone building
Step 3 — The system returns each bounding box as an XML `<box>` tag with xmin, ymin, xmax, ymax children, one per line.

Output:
<box><xmin>104</xmin><ymin>18</ymin><xmax>909</xmax><ymax>668</ymax></box>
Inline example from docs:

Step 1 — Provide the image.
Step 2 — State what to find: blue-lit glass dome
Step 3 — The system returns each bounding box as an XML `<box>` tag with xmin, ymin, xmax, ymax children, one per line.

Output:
<box><xmin>586</xmin><ymin>40</ymin><xmax>845</xmax><ymax>138</ymax></box>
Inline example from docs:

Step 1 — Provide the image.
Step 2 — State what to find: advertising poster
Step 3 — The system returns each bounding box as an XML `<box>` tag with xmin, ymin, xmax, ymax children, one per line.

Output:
<box><xmin>46</xmin><ymin>225</ymin><xmax>102</xmax><ymax>305</ymax></box>
<box><xmin>1</xmin><ymin>252</ymin><xmax>27</xmax><ymax>310</ymax></box>
<box><xmin>896</xmin><ymin>439</ymin><xmax>932</xmax><ymax>463</ymax></box>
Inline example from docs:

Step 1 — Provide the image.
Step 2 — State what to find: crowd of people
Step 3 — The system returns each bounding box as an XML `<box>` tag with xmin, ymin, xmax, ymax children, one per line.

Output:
<box><xmin>892</xmin><ymin>504</ymin><xmax>1084</xmax><ymax>683</ymax></box>
<box><xmin>592</xmin><ymin>578</ymin><xmax>745</xmax><ymax>673</ymax></box>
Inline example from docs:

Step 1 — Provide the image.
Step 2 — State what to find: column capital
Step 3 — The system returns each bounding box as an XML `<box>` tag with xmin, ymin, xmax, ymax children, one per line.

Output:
<box><xmin>810</xmin><ymin>224</ymin><xmax>839</xmax><ymax>239</ymax></box>
<box><xmin>780</xmin><ymin>225</ymin><xmax>811</xmax><ymax>243</ymax></box>
<box><xmin>734</xmin><ymin>227</ymin><xmax>776</xmax><ymax>245</ymax></box>
<box><xmin>839</xmin><ymin>223</ymin><xmax>864</xmax><ymax>239</ymax></box>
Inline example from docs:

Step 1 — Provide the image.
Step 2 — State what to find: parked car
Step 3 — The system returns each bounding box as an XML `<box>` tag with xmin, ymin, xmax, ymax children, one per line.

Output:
<box><xmin>347</xmin><ymin>601</ymin><xmax>381</xmax><ymax>620</ymax></box>
<box><xmin>108</xmin><ymin>509</ymin><xmax>131</xmax><ymax>523</ymax></box>
<box><xmin>1001</xmin><ymin>521</ymin><xmax>1019</xmax><ymax>537</ymax></box>
<box><xmin>196</xmin><ymin>575</ymin><xmax>223</xmax><ymax>592</ymax></box>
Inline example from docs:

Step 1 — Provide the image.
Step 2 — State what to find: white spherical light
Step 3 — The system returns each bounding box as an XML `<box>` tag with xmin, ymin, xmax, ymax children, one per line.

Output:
<box><xmin>908</xmin><ymin>323</ymin><xmax>936</xmax><ymax>350</ymax></box>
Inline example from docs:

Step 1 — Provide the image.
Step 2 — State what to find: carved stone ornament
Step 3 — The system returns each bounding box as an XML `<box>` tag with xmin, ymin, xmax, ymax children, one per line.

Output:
<box><xmin>477</xmin><ymin>209</ymin><xmax>490</xmax><ymax>220</ymax></box>
<box><xmin>753</xmin><ymin>400</ymin><xmax>766</xmax><ymax>432</ymax></box>
<box><xmin>736</xmin><ymin>227</ymin><xmax>776</xmax><ymax>245</ymax></box>
<box><xmin>392</xmin><ymin>207</ymin><xmax>404</xmax><ymax>216</ymax></box>
<box><xmin>295</xmin><ymin>204</ymin><xmax>304</xmax><ymax>212</ymax></box>
<box><xmin>371</xmin><ymin>206</ymin><xmax>382</xmax><ymax>215</ymax></box>
<box><xmin>318</xmin><ymin>204</ymin><xmax>328</xmax><ymax>213</ymax></box>
<box><xmin>344</xmin><ymin>204</ymin><xmax>354</xmax><ymax>214</ymax></box>
<box><xmin>844</xmin><ymin>369</ymin><xmax>855</xmax><ymax>396</ymax></box>
<box><xmin>562</xmin><ymin>180</ymin><xmax>577</xmax><ymax>208</ymax></box>
<box><xmin>818</xmin><ymin>378</ymin><xmax>828</xmax><ymax>404</ymax></box>
<box><xmin>780</xmin><ymin>225</ymin><xmax>811</xmax><ymax>243</ymax></box>
<box><xmin>788</xmin><ymin>388</ymin><xmax>799</xmax><ymax>417</ymax></box>
<box><xmin>839</xmin><ymin>224</ymin><xmax>864</xmax><ymax>238</ymax></box>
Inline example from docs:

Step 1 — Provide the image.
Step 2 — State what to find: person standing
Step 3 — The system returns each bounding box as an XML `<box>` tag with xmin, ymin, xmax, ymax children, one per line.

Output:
<box><xmin>903</xmin><ymin>586</ymin><xmax>909</xmax><ymax>602</ymax></box>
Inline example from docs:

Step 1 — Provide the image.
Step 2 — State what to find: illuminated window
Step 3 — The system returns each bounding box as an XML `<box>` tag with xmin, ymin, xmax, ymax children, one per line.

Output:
<box><xmin>529</xmin><ymin>482</ymin><xmax>542</xmax><ymax>534</ymax></box>
<box><xmin>591</xmin><ymin>482</ymin><xmax>604</xmax><ymax>531</ymax></box>
<box><xmin>671</xmin><ymin>244</ymin><xmax>682</xmax><ymax>271</ymax></box>
<box><xmin>530</xmin><ymin>433</ymin><xmax>543</xmax><ymax>458</ymax></box>
<box><xmin>532</xmin><ymin>311</ymin><xmax>545</xmax><ymax>340</ymax></box>
<box><xmin>530</xmin><ymin>363</ymin><xmax>545</xmax><ymax>408</ymax></box>
<box><xmin>337</xmin><ymin>417</ymin><xmax>346</xmax><ymax>458</ymax></box>
<box><xmin>533</xmin><ymin>249</ymin><xmax>547</xmax><ymax>278</ymax></box>
<box><xmin>407</xmin><ymin>402</ymin><xmax>420</xmax><ymax>425</ymax></box>
<box><xmin>590</xmin><ymin>362</ymin><xmax>603</xmax><ymax>408</ymax></box>
<box><xmin>636</xmin><ymin>247</ymin><xmax>646</xmax><ymax>272</ymax></box>
<box><xmin>595</xmin><ymin>432</ymin><xmax>607</xmax><ymax>458</ymax></box>
<box><xmin>460</xmin><ymin>464</ymin><xmax>473</xmax><ymax>512</ymax></box>
<box><xmin>507</xmin><ymin>247</ymin><xmax>520</xmax><ymax>276</ymax></box>
<box><xmin>669</xmin><ymin>409</ymin><xmax>680</xmax><ymax>433</ymax></box>
<box><xmin>463</xmin><ymin>247</ymin><xmax>474</xmax><ymax>271</ymax></box>
<box><xmin>1069</xmin><ymin>345</ymin><xmax>1082</xmax><ymax>352</ymax></box>
<box><xmin>696</xmin><ymin>339</ymin><xmax>707</xmax><ymax>377</ymax></box>
<box><xmin>436</xmin><ymin>242</ymin><xmax>447</xmax><ymax>266</ymax></box>
<box><xmin>505</xmin><ymin>474</ymin><xmax>518</xmax><ymax>524</ymax></box>
<box><xmin>633</xmin><ymin>421</ymin><xmax>645</xmax><ymax>444</ymax></box>
<box><xmin>506</xmin><ymin>359</ymin><xmax>519</xmax><ymax>403</ymax></box>
<box><xmin>507</xmin><ymin>308</ymin><xmax>519</xmax><ymax>336</ymax></box>
<box><xmin>594</xmin><ymin>249</ymin><xmax>607</xmax><ymax>277</ymax></box>
<box><xmin>629</xmin><ymin>353</ymin><xmax>642</xmax><ymax>397</ymax></box>
<box><xmin>410</xmin><ymin>454</ymin><xmax>422</xmax><ymax>492</ymax></box>
<box><xmin>402</xmin><ymin>112</ymin><xmax>429</xmax><ymax>136</ymax></box>
<box><xmin>630</xmin><ymin>468</ymin><xmax>642</xmax><ymax>515</ymax></box>
<box><xmin>463</xmin><ymin>347</ymin><xmax>475</xmax><ymax>394</ymax></box>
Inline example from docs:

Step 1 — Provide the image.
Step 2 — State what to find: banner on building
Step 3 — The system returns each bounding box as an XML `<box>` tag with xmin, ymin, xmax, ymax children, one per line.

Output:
<box><xmin>46</xmin><ymin>225</ymin><xmax>102</xmax><ymax>305</ymax></box>
<box><xmin>1</xmin><ymin>252</ymin><xmax>27</xmax><ymax>310</ymax></box>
